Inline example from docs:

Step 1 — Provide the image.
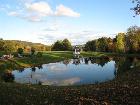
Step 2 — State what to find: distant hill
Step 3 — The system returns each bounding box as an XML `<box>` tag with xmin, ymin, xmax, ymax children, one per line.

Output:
<box><xmin>0</xmin><ymin>39</ymin><xmax>51</xmax><ymax>52</ymax></box>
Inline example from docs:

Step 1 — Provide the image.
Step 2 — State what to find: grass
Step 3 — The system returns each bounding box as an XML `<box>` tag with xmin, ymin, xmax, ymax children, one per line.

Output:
<box><xmin>0</xmin><ymin>51</ymin><xmax>139</xmax><ymax>71</ymax></box>
<box><xmin>0</xmin><ymin>51</ymin><xmax>140</xmax><ymax>105</ymax></box>
<box><xmin>81</xmin><ymin>51</ymin><xmax>140</xmax><ymax>57</ymax></box>
<box><xmin>0</xmin><ymin>51</ymin><xmax>73</xmax><ymax>72</ymax></box>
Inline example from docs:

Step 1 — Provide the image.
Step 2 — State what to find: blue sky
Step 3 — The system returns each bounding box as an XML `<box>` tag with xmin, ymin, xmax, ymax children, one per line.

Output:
<box><xmin>0</xmin><ymin>0</ymin><xmax>140</xmax><ymax>45</ymax></box>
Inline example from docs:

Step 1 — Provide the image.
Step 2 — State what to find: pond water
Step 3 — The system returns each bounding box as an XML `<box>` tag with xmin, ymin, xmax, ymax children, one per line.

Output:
<box><xmin>11</xmin><ymin>57</ymin><xmax>139</xmax><ymax>86</ymax></box>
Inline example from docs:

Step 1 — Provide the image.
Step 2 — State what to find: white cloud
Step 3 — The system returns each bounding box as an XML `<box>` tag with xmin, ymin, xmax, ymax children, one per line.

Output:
<box><xmin>23</xmin><ymin>15</ymin><xmax>42</xmax><ymax>22</ymax></box>
<box><xmin>25</xmin><ymin>1</ymin><xmax>53</xmax><ymax>16</ymax></box>
<box><xmin>55</xmin><ymin>4</ymin><xmax>80</xmax><ymax>17</ymax></box>
<box><xmin>42</xmin><ymin>77</ymin><xmax>80</xmax><ymax>86</ymax></box>
<box><xmin>1</xmin><ymin>1</ymin><xmax>80</xmax><ymax>22</ymax></box>
<box><xmin>38</xmin><ymin>28</ymin><xmax>106</xmax><ymax>45</ymax></box>
<box><xmin>8</xmin><ymin>11</ymin><xmax>19</xmax><ymax>16</ymax></box>
<box><xmin>38</xmin><ymin>26</ymin><xmax>117</xmax><ymax>45</ymax></box>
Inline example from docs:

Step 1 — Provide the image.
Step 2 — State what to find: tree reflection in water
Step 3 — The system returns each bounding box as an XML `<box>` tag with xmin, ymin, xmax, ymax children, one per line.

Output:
<box><xmin>73</xmin><ymin>59</ymin><xmax>81</xmax><ymax>65</ymax></box>
<box><xmin>9</xmin><ymin>56</ymin><xmax>140</xmax><ymax>86</ymax></box>
<box><xmin>37</xmin><ymin>65</ymin><xmax>43</xmax><ymax>69</ymax></box>
<box><xmin>114</xmin><ymin>57</ymin><xmax>140</xmax><ymax>75</ymax></box>
<box><xmin>2</xmin><ymin>70</ymin><xmax>15</xmax><ymax>82</ymax></box>
<box><xmin>71</xmin><ymin>57</ymin><xmax>111</xmax><ymax>67</ymax></box>
<box><xmin>18</xmin><ymin>68</ymin><xmax>24</xmax><ymax>73</ymax></box>
<box><xmin>31</xmin><ymin>67</ymin><xmax>36</xmax><ymax>72</ymax></box>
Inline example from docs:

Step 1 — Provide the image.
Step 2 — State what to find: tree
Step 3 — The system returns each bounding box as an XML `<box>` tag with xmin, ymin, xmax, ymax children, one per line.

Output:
<box><xmin>52</xmin><ymin>40</ymin><xmax>63</xmax><ymax>51</ymax></box>
<box><xmin>97</xmin><ymin>37</ymin><xmax>108</xmax><ymax>52</ymax></box>
<box><xmin>3</xmin><ymin>41</ymin><xmax>17</xmax><ymax>54</ymax></box>
<box><xmin>52</xmin><ymin>39</ymin><xmax>72</xmax><ymax>51</ymax></box>
<box><xmin>131</xmin><ymin>0</ymin><xmax>140</xmax><ymax>15</ymax></box>
<box><xmin>107</xmin><ymin>37</ymin><xmax>114</xmax><ymax>52</ymax></box>
<box><xmin>126</xmin><ymin>26</ymin><xmax>140</xmax><ymax>53</ymax></box>
<box><xmin>116</xmin><ymin>33</ymin><xmax>125</xmax><ymax>53</ymax></box>
<box><xmin>31</xmin><ymin>47</ymin><xmax>35</xmax><ymax>55</ymax></box>
<box><xmin>84</xmin><ymin>40</ymin><xmax>97</xmax><ymax>51</ymax></box>
<box><xmin>0</xmin><ymin>39</ymin><xmax>4</xmax><ymax>51</ymax></box>
<box><xmin>62</xmin><ymin>39</ymin><xmax>72</xmax><ymax>51</ymax></box>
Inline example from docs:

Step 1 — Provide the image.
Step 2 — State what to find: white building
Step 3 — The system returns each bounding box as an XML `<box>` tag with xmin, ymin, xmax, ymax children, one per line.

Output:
<box><xmin>73</xmin><ymin>45</ymin><xmax>81</xmax><ymax>55</ymax></box>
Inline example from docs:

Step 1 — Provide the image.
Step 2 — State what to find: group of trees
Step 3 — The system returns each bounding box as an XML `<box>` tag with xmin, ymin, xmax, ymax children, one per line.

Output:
<box><xmin>52</xmin><ymin>39</ymin><xmax>72</xmax><ymax>51</ymax></box>
<box><xmin>84</xmin><ymin>26</ymin><xmax>140</xmax><ymax>53</ymax></box>
<box><xmin>0</xmin><ymin>40</ymin><xmax>51</xmax><ymax>54</ymax></box>
<box><xmin>132</xmin><ymin>0</ymin><xmax>140</xmax><ymax>15</ymax></box>
<box><xmin>0</xmin><ymin>26</ymin><xmax>139</xmax><ymax>54</ymax></box>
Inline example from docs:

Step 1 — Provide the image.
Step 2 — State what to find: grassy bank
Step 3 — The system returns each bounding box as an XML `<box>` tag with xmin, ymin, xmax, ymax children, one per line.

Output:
<box><xmin>81</xmin><ymin>51</ymin><xmax>140</xmax><ymax>57</ymax></box>
<box><xmin>0</xmin><ymin>51</ymin><xmax>73</xmax><ymax>72</ymax></box>
<box><xmin>1</xmin><ymin>51</ymin><xmax>140</xmax><ymax>71</ymax></box>
<box><xmin>0</xmin><ymin>51</ymin><xmax>140</xmax><ymax>105</ymax></box>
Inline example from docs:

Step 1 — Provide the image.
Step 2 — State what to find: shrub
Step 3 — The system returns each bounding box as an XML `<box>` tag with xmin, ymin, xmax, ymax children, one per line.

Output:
<box><xmin>36</xmin><ymin>52</ymin><xmax>43</xmax><ymax>57</ymax></box>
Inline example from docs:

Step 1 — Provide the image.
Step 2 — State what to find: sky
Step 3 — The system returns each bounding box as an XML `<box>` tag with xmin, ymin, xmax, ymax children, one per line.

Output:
<box><xmin>0</xmin><ymin>0</ymin><xmax>140</xmax><ymax>45</ymax></box>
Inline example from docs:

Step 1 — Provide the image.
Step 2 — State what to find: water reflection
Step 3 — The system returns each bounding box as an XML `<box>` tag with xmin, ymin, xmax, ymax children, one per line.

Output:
<box><xmin>18</xmin><ymin>68</ymin><xmax>24</xmax><ymax>73</ymax></box>
<box><xmin>2</xmin><ymin>70</ymin><xmax>15</xmax><ymax>82</ymax></box>
<box><xmin>73</xmin><ymin>59</ymin><xmax>81</xmax><ymax>65</ymax></box>
<box><xmin>37</xmin><ymin>65</ymin><xmax>43</xmax><ymax>69</ymax></box>
<box><xmin>31</xmin><ymin>67</ymin><xmax>36</xmax><ymax>72</ymax></box>
<box><xmin>63</xmin><ymin>59</ymin><xmax>71</xmax><ymax>66</ymax></box>
<box><xmin>10</xmin><ymin>56</ymin><xmax>140</xmax><ymax>86</ymax></box>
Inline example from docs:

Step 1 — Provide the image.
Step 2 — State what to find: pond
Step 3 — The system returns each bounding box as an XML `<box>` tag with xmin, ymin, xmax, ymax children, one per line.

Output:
<box><xmin>11</xmin><ymin>57</ymin><xmax>139</xmax><ymax>86</ymax></box>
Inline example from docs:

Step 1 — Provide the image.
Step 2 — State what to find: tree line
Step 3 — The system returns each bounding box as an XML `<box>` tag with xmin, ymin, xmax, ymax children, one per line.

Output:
<box><xmin>0</xmin><ymin>26</ymin><xmax>139</xmax><ymax>54</ymax></box>
<box><xmin>84</xmin><ymin>26</ymin><xmax>140</xmax><ymax>53</ymax></box>
<box><xmin>0</xmin><ymin>40</ymin><xmax>51</xmax><ymax>54</ymax></box>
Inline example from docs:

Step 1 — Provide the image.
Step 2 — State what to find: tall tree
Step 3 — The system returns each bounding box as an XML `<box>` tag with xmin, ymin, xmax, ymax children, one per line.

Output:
<box><xmin>84</xmin><ymin>40</ymin><xmax>97</xmax><ymax>51</ymax></box>
<box><xmin>97</xmin><ymin>37</ymin><xmax>108</xmax><ymax>52</ymax></box>
<box><xmin>62</xmin><ymin>39</ymin><xmax>72</xmax><ymax>51</ymax></box>
<box><xmin>31</xmin><ymin>47</ymin><xmax>35</xmax><ymax>55</ymax></box>
<box><xmin>126</xmin><ymin>26</ymin><xmax>140</xmax><ymax>53</ymax></box>
<box><xmin>107</xmin><ymin>37</ymin><xmax>114</xmax><ymax>52</ymax></box>
<box><xmin>116</xmin><ymin>33</ymin><xmax>125</xmax><ymax>53</ymax></box>
<box><xmin>52</xmin><ymin>40</ymin><xmax>63</xmax><ymax>51</ymax></box>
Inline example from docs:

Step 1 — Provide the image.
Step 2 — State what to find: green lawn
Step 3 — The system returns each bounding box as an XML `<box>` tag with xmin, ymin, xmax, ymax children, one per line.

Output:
<box><xmin>81</xmin><ymin>51</ymin><xmax>140</xmax><ymax>57</ymax></box>
<box><xmin>0</xmin><ymin>51</ymin><xmax>140</xmax><ymax>105</ymax></box>
<box><xmin>0</xmin><ymin>51</ymin><xmax>73</xmax><ymax>72</ymax></box>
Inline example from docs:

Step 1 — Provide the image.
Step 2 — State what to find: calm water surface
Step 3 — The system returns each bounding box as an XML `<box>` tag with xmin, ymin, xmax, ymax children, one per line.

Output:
<box><xmin>12</xmin><ymin>57</ymin><xmax>118</xmax><ymax>86</ymax></box>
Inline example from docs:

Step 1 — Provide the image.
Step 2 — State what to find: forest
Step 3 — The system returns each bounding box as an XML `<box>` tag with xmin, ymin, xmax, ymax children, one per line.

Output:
<box><xmin>84</xmin><ymin>26</ymin><xmax>140</xmax><ymax>53</ymax></box>
<box><xmin>52</xmin><ymin>26</ymin><xmax>140</xmax><ymax>53</ymax></box>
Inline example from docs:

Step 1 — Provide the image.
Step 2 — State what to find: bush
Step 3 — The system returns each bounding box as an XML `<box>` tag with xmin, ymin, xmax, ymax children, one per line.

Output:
<box><xmin>23</xmin><ymin>53</ymin><xmax>31</xmax><ymax>57</ymax></box>
<box><xmin>36</xmin><ymin>52</ymin><xmax>43</xmax><ymax>57</ymax></box>
<box><xmin>12</xmin><ymin>52</ymin><xmax>18</xmax><ymax>57</ymax></box>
